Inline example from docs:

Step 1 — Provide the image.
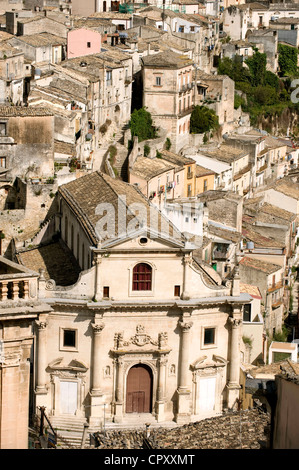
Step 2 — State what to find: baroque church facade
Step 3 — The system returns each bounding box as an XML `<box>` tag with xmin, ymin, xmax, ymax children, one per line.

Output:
<box><xmin>33</xmin><ymin>171</ymin><xmax>250</xmax><ymax>426</ymax></box>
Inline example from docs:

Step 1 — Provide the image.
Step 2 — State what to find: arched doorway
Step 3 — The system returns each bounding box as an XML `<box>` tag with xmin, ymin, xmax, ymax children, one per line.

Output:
<box><xmin>126</xmin><ymin>364</ymin><xmax>153</xmax><ymax>413</ymax></box>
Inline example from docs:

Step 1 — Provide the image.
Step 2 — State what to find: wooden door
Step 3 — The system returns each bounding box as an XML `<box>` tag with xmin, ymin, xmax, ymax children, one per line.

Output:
<box><xmin>126</xmin><ymin>365</ymin><xmax>152</xmax><ymax>413</ymax></box>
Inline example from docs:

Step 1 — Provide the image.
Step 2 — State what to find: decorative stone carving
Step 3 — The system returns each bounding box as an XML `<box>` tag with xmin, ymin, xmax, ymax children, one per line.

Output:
<box><xmin>228</xmin><ymin>317</ymin><xmax>242</xmax><ymax>328</ymax></box>
<box><xmin>45</xmin><ymin>279</ymin><xmax>56</xmax><ymax>290</ymax></box>
<box><xmin>114</xmin><ymin>325</ymin><xmax>160</xmax><ymax>349</ymax></box>
<box><xmin>35</xmin><ymin>319</ymin><xmax>48</xmax><ymax>330</ymax></box>
<box><xmin>92</xmin><ymin>322</ymin><xmax>105</xmax><ymax>334</ymax></box>
<box><xmin>178</xmin><ymin>319</ymin><xmax>193</xmax><ymax>332</ymax></box>
<box><xmin>158</xmin><ymin>332</ymin><xmax>168</xmax><ymax>349</ymax></box>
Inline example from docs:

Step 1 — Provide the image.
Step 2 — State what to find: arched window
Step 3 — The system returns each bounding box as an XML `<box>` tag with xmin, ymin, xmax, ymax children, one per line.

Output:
<box><xmin>132</xmin><ymin>263</ymin><xmax>152</xmax><ymax>291</ymax></box>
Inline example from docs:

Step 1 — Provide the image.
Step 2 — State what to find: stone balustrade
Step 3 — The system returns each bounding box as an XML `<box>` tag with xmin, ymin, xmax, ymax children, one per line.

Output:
<box><xmin>0</xmin><ymin>278</ymin><xmax>30</xmax><ymax>301</ymax></box>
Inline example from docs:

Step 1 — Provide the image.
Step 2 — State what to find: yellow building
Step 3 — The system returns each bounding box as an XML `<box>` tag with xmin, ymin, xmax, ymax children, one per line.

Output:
<box><xmin>195</xmin><ymin>165</ymin><xmax>215</xmax><ymax>195</ymax></box>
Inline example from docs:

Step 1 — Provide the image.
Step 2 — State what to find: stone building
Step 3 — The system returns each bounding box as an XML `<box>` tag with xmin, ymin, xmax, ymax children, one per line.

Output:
<box><xmin>239</xmin><ymin>256</ymin><xmax>285</xmax><ymax>336</ymax></box>
<box><xmin>0</xmin><ymin>42</ymin><xmax>25</xmax><ymax>105</ymax></box>
<box><xmin>0</xmin><ymin>106</ymin><xmax>54</xmax><ymax>183</ymax></box>
<box><xmin>0</xmin><ymin>256</ymin><xmax>51</xmax><ymax>449</ymax></box>
<box><xmin>21</xmin><ymin>171</ymin><xmax>251</xmax><ymax>429</ymax></box>
<box><xmin>142</xmin><ymin>50</ymin><xmax>194</xmax><ymax>153</ymax></box>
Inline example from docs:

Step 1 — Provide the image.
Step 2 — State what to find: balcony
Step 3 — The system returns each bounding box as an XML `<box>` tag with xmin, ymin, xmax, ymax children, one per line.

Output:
<box><xmin>267</xmin><ymin>281</ymin><xmax>283</xmax><ymax>293</ymax></box>
<box><xmin>0</xmin><ymin>256</ymin><xmax>39</xmax><ymax>303</ymax></box>
<box><xmin>187</xmin><ymin>171</ymin><xmax>193</xmax><ymax>179</ymax></box>
<box><xmin>178</xmin><ymin>106</ymin><xmax>193</xmax><ymax>118</ymax></box>
<box><xmin>213</xmin><ymin>250</ymin><xmax>229</xmax><ymax>260</ymax></box>
<box><xmin>0</xmin><ymin>279</ymin><xmax>30</xmax><ymax>301</ymax></box>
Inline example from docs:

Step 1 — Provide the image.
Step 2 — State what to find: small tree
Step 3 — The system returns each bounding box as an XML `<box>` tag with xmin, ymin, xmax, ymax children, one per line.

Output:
<box><xmin>190</xmin><ymin>106</ymin><xmax>219</xmax><ymax>134</ymax></box>
<box><xmin>129</xmin><ymin>107</ymin><xmax>157</xmax><ymax>142</ymax></box>
<box><xmin>165</xmin><ymin>137</ymin><xmax>171</xmax><ymax>151</ymax></box>
<box><xmin>144</xmin><ymin>144</ymin><xmax>150</xmax><ymax>157</ymax></box>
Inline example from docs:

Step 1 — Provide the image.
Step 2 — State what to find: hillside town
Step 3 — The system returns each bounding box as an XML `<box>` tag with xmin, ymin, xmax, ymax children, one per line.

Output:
<box><xmin>0</xmin><ymin>0</ymin><xmax>299</xmax><ymax>451</ymax></box>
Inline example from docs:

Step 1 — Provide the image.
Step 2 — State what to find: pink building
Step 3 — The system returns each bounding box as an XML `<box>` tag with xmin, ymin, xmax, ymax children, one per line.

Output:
<box><xmin>67</xmin><ymin>28</ymin><xmax>102</xmax><ymax>59</ymax></box>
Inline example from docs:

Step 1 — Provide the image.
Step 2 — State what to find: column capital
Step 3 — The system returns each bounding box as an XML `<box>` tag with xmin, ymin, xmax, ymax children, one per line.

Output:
<box><xmin>91</xmin><ymin>321</ymin><xmax>105</xmax><ymax>334</ymax></box>
<box><xmin>35</xmin><ymin>319</ymin><xmax>48</xmax><ymax>330</ymax></box>
<box><xmin>178</xmin><ymin>319</ymin><xmax>193</xmax><ymax>332</ymax></box>
<box><xmin>228</xmin><ymin>317</ymin><xmax>242</xmax><ymax>328</ymax></box>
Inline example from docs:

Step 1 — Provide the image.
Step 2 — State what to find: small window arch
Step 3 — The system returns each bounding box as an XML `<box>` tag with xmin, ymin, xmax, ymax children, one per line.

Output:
<box><xmin>132</xmin><ymin>263</ymin><xmax>152</xmax><ymax>291</ymax></box>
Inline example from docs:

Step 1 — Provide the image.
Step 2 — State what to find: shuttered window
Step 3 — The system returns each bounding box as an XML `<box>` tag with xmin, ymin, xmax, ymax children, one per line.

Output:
<box><xmin>132</xmin><ymin>263</ymin><xmax>152</xmax><ymax>291</ymax></box>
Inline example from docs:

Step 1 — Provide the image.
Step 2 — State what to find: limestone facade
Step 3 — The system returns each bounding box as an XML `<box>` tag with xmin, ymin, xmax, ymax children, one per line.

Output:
<box><xmin>0</xmin><ymin>256</ymin><xmax>52</xmax><ymax>449</ymax></box>
<box><xmin>32</xmin><ymin>171</ymin><xmax>251</xmax><ymax>427</ymax></box>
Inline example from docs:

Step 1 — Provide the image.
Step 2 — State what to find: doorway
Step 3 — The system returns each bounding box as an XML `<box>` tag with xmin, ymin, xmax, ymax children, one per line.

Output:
<box><xmin>60</xmin><ymin>381</ymin><xmax>78</xmax><ymax>415</ymax></box>
<box><xmin>126</xmin><ymin>364</ymin><xmax>153</xmax><ymax>413</ymax></box>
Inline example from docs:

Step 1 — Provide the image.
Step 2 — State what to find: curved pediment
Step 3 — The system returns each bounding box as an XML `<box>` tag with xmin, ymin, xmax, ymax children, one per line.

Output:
<box><xmin>48</xmin><ymin>357</ymin><xmax>88</xmax><ymax>372</ymax></box>
<box><xmin>190</xmin><ymin>355</ymin><xmax>228</xmax><ymax>371</ymax></box>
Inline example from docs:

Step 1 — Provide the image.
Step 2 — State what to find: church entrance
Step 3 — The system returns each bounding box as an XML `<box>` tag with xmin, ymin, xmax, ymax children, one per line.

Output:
<box><xmin>126</xmin><ymin>364</ymin><xmax>153</xmax><ymax>413</ymax></box>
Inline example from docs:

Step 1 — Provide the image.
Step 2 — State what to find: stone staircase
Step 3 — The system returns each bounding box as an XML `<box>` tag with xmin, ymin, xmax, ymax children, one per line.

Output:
<box><xmin>92</xmin><ymin>124</ymin><xmax>130</xmax><ymax>181</ymax></box>
<box><xmin>48</xmin><ymin>414</ymin><xmax>178</xmax><ymax>449</ymax></box>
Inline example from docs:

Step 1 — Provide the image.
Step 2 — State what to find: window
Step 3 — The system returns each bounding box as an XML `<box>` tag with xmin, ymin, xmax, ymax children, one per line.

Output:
<box><xmin>243</xmin><ymin>304</ymin><xmax>251</xmax><ymax>322</ymax></box>
<box><xmin>103</xmin><ymin>286</ymin><xmax>109</xmax><ymax>298</ymax></box>
<box><xmin>0</xmin><ymin>157</ymin><xmax>6</xmax><ymax>168</ymax></box>
<box><xmin>87</xmin><ymin>42</ymin><xmax>91</xmax><ymax>48</ymax></box>
<box><xmin>155</xmin><ymin>76</ymin><xmax>161</xmax><ymax>86</ymax></box>
<box><xmin>204</xmin><ymin>327</ymin><xmax>216</xmax><ymax>345</ymax></box>
<box><xmin>0</xmin><ymin>122</ymin><xmax>7</xmax><ymax>136</ymax></box>
<box><xmin>132</xmin><ymin>263</ymin><xmax>152</xmax><ymax>291</ymax></box>
<box><xmin>203</xmin><ymin>179</ymin><xmax>208</xmax><ymax>191</ymax></box>
<box><xmin>63</xmin><ymin>329</ymin><xmax>76</xmax><ymax>348</ymax></box>
<box><xmin>177</xmin><ymin>174</ymin><xmax>180</xmax><ymax>184</ymax></box>
<box><xmin>187</xmin><ymin>184</ymin><xmax>192</xmax><ymax>197</ymax></box>
<box><xmin>174</xmin><ymin>285</ymin><xmax>180</xmax><ymax>297</ymax></box>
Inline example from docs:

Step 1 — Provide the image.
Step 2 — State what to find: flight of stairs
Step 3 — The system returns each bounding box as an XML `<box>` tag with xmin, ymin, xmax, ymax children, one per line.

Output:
<box><xmin>48</xmin><ymin>414</ymin><xmax>178</xmax><ymax>449</ymax></box>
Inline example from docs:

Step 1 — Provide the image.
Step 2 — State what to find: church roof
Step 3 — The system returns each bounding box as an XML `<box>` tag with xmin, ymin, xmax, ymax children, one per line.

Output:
<box><xmin>59</xmin><ymin>171</ymin><xmax>185</xmax><ymax>246</ymax></box>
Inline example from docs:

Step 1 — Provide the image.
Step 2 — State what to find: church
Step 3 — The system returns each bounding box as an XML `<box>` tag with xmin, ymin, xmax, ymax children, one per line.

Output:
<box><xmin>23</xmin><ymin>171</ymin><xmax>250</xmax><ymax>427</ymax></box>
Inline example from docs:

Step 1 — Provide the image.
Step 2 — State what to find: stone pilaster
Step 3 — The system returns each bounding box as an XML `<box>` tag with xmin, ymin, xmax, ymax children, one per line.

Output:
<box><xmin>35</xmin><ymin>319</ymin><xmax>48</xmax><ymax>409</ymax></box>
<box><xmin>156</xmin><ymin>355</ymin><xmax>167</xmax><ymax>423</ymax></box>
<box><xmin>89</xmin><ymin>321</ymin><xmax>105</xmax><ymax>426</ymax></box>
<box><xmin>175</xmin><ymin>317</ymin><xmax>193</xmax><ymax>424</ymax></box>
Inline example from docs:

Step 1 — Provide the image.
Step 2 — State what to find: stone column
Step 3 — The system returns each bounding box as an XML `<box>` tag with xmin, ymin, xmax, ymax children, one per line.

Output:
<box><xmin>175</xmin><ymin>318</ymin><xmax>193</xmax><ymax>424</ymax></box>
<box><xmin>89</xmin><ymin>321</ymin><xmax>105</xmax><ymax>426</ymax></box>
<box><xmin>35</xmin><ymin>319</ymin><xmax>48</xmax><ymax>409</ymax></box>
<box><xmin>181</xmin><ymin>254</ymin><xmax>191</xmax><ymax>300</ymax></box>
<box><xmin>156</xmin><ymin>355</ymin><xmax>167</xmax><ymax>422</ymax></box>
<box><xmin>114</xmin><ymin>356</ymin><xmax>125</xmax><ymax>423</ymax></box>
<box><xmin>94</xmin><ymin>255</ymin><xmax>102</xmax><ymax>302</ymax></box>
<box><xmin>226</xmin><ymin>314</ymin><xmax>242</xmax><ymax>409</ymax></box>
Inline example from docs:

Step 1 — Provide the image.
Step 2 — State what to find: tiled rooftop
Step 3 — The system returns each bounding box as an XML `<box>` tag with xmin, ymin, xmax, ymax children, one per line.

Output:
<box><xmin>13</xmin><ymin>32</ymin><xmax>66</xmax><ymax>47</ymax></box>
<box><xmin>202</xmin><ymin>144</ymin><xmax>249</xmax><ymax>163</ymax></box>
<box><xmin>142</xmin><ymin>50</ymin><xmax>193</xmax><ymax>68</ymax></box>
<box><xmin>59</xmin><ymin>171</ymin><xmax>184</xmax><ymax>245</ymax></box>
<box><xmin>240</xmin><ymin>282</ymin><xmax>262</xmax><ymax>299</ymax></box>
<box><xmin>17</xmin><ymin>241</ymin><xmax>81</xmax><ymax>286</ymax></box>
<box><xmin>131</xmin><ymin>156</ymin><xmax>175</xmax><ymax>181</ymax></box>
<box><xmin>161</xmin><ymin>150</ymin><xmax>195</xmax><ymax>166</ymax></box>
<box><xmin>239</xmin><ymin>256</ymin><xmax>282</xmax><ymax>274</ymax></box>
<box><xmin>0</xmin><ymin>106</ymin><xmax>54</xmax><ymax>117</ymax></box>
